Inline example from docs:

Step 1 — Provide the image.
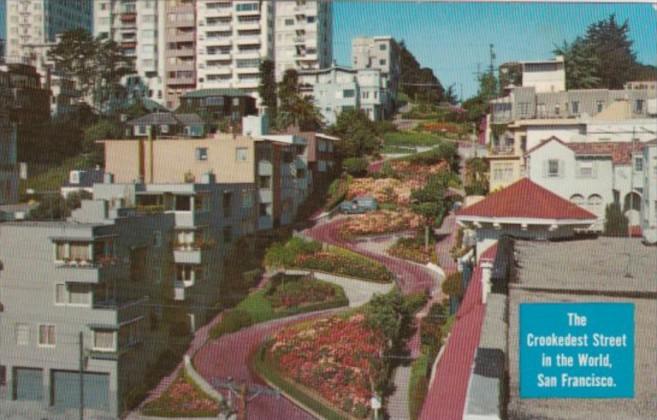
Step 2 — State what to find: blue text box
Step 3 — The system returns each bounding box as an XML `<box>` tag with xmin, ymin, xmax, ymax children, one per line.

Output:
<box><xmin>519</xmin><ymin>302</ymin><xmax>634</xmax><ymax>398</ymax></box>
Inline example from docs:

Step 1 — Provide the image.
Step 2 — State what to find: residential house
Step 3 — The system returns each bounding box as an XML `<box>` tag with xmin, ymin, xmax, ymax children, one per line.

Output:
<box><xmin>294</xmin><ymin>131</ymin><xmax>340</xmax><ymax>192</ymax></box>
<box><xmin>126</xmin><ymin>112</ymin><xmax>207</xmax><ymax>138</ymax></box>
<box><xmin>60</xmin><ymin>168</ymin><xmax>106</xmax><ymax>198</ymax></box>
<box><xmin>178</xmin><ymin>88</ymin><xmax>257</xmax><ymax>122</ymax></box>
<box><xmin>456</xmin><ymin>178</ymin><xmax>597</xmax><ymax>253</ymax></box>
<box><xmin>298</xmin><ymin>65</ymin><xmax>387</xmax><ymax>124</ymax></box>
<box><xmin>487</xmin><ymin>85</ymin><xmax>657</xmax><ymax>190</ymax></box>
<box><xmin>525</xmin><ymin>137</ymin><xmax>645</xmax><ymax>230</ymax></box>
<box><xmin>0</xmin><ymin>200</ymin><xmax>175</xmax><ymax>419</ymax></box>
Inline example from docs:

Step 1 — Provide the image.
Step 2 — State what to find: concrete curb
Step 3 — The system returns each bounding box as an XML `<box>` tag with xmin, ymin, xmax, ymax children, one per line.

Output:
<box><xmin>184</xmin><ymin>355</ymin><xmax>224</xmax><ymax>404</ymax></box>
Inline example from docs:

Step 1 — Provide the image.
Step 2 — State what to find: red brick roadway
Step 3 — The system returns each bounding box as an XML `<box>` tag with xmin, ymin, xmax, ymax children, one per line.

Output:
<box><xmin>190</xmin><ymin>216</ymin><xmax>453</xmax><ymax>419</ymax></box>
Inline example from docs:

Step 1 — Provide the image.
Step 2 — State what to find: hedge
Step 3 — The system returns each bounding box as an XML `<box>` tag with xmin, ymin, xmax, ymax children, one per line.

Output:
<box><xmin>209</xmin><ymin>308</ymin><xmax>253</xmax><ymax>339</ymax></box>
<box><xmin>408</xmin><ymin>354</ymin><xmax>430</xmax><ymax>420</ymax></box>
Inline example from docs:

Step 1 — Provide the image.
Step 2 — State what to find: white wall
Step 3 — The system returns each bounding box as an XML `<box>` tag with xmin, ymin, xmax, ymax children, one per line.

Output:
<box><xmin>641</xmin><ymin>145</ymin><xmax>657</xmax><ymax>242</ymax></box>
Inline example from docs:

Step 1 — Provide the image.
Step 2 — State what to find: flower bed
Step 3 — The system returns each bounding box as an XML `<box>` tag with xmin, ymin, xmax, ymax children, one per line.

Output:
<box><xmin>387</xmin><ymin>235</ymin><xmax>437</xmax><ymax>264</ymax></box>
<box><xmin>260</xmin><ymin>313</ymin><xmax>387</xmax><ymax>418</ymax></box>
<box><xmin>267</xmin><ymin>276</ymin><xmax>342</xmax><ymax>310</ymax></box>
<box><xmin>141</xmin><ymin>372</ymin><xmax>220</xmax><ymax>418</ymax></box>
<box><xmin>340</xmin><ymin>210</ymin><xmax>423</xmax><ymax>237</ymax></box>
<box><xmin>265</xmin><ymin>238</ymin><xmax>393</xmax><ymax>283</ymax></box>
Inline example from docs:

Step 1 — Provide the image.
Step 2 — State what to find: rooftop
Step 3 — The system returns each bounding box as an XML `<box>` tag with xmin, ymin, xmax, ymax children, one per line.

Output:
<box><xmin>181</xmin><ymin>88</ymin><xmax>249</xmax><ymax>98</ymax></box>
<box><xmin>526</xmin><ymin>136</ymin><xmax>646</xmax><ymax>165</ymax></box>
<box><xmin>456</xmin><ymin>178</ymin><xmax>597</xmax><ymax>221</ymax></box>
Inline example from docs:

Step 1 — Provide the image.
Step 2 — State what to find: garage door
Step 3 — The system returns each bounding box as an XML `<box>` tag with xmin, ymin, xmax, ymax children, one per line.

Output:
<box><xmin>14</xmin><ymin>367</ymin><xmax>43</xmax><ymax>401</ymax></box>
<box><xmin>52</xmin><ymin>370</ymin><xmax>109</xmax><ymax>411</ymax></box>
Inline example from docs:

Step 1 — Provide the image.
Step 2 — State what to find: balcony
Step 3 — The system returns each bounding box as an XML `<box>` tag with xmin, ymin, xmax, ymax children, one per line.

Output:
<box><xmin>56</xmin><ymin>259</ymin><xmax>130</xmax><ymax>285</ymax></box>
<box><xmin>206</xmin><ymin>21</ymin><xmax>232</xmax><ymax>31</ymax></box>
<box><xmin>174</xmin><ymin>282</ymin><xmax>186</xmax><ymax>301</ymax></box>
<box><xmin>490</xmin><ymin>145</ymin><xmax>516</xmax><ymax>156</ymax></box>
<box><xmin>236</xmin><ymin>35</ymin><xmax>261</xmax><ymax>45</ymax></box>
<box><xmin>120</xmin><ymin>12</ymin><xmax>137</xmax><ymax>23</ymax></box>
<box><xmin>235</xmin><ymin>50</ymin><xmax>261</xmax><ymax>59</ymax></box>
<box><xmin>168</xmin><ymin>75</ymin><xmax>196</xmax><ymax>86</ymax></box>
<box><xmin>236</xmin><ymin>21</ymin><xmax>260</xmax><ymax>31</ymax></box>
<box><xmin>258</xmin><ymin>189</ymin><xmax>273</xmax><ymax>204</ymax></box>
<box><xmin>91</xmin><ymin>297</ymin><xmax>149</xmax><ymax>326</ymax></box>
<box><xmin>171</xmin><ymin>32</ymin><xmax>195</xmax><ymax>43</ymax></box>
<box><xmin>174</xmin><ymin>244</ymin><xmax>203</xmax><ymax>264</ymax></box>
<box><xmin>206</xmin><ymin>37</ymin><xmax>232</xmax><ymax>47</ymax></box>
<box><xmin>168</xmin><ymin>48</ymin><xmax>195</xmax><ymax>58</ymax></box>
<box><xmin>206</xmin><ymin>51</ymin><xmax>232</xmax><ymax>60</ymax></box>
<box><xmin>173</xmin><ymin>210</ymin><xmax>210</xmax><ymax>228</ymax></box>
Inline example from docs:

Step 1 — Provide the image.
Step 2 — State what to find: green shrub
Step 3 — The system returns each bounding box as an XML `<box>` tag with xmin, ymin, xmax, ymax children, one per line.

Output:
<box><xmin>342</xmin><ymin>157</ymin><xmax>369</xmax><ymax>177</ymax></box>
<box><xmin>209</xmin><ymin>309</ymin><xmax>253</xmax><ymax>339</ymax></box>
<box><xmin>403</xmin><ymin>291</ymin><xmax>430</xmax><ymax>315</ymax></box>
<box><xmin>408</xmin><ymin>354</ymin><xmax>430</xmax><ymax>420</ymax></box>
<box><xmin>325</xmin><ymin>175</ymin><xmax>352</xmax><ymax>210</ymax></box>
<box><xmin>441</xmin><ymin>272</ymin><xmax>462</xmax><ymax>298</ymax></box>
<box><xmin>384</xmin><ymin>132</ymin><xmax>444</xmax><ymax>147</ymax></box>
<box><xmin>264</xmin><ymin>237</ymin><xmax>321</xmax><ymax>269</ymax></box>
<box><xmin>298</xmin><ymin>247</ymin><xmax>393</xmax><ymax>283</ymax></box>
<box><xmin>603</xmin><ymin>202</ymin><xmax>628</xmax><ymax>237</ymax></box>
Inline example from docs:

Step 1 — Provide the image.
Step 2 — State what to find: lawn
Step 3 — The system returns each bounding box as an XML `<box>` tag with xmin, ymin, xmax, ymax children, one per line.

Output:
<box><xmin>141</xmin><ymin>371</ymin><xmax>221</xmax><ymax>418</ymax></box>
<box><xmin>383</xmin><ymin>131</ymin><xmax>445</xmax><ymax>148</ymax></box>
<box><xmin>20</xmin><ymin>154</ymin><xmax>96</xmax><ymax>195</ymax></box>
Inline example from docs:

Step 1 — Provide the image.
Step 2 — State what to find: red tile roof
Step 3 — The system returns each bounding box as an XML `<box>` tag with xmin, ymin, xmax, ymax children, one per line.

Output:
<box><xmin>526</xmin><ymin>136</ymin><xmax>646</xmax><ymax>165</ymax></box>
<box><xmin>456</xmin><ymin>178</ymin><xmax>597</xmax><ymax>220</ymax></box>
<box><xmin>479</xmin><ymin>243</ymin><xmax>498</xmax><ymax>262</ymax></box>
<box><xmin>419</xmin><ymin>246</ymin><xmax>494</xmax><ymax>420</ymax></box>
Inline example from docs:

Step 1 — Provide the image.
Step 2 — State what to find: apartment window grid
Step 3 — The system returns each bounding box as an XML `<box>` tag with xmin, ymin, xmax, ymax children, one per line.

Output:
<box><xmin>93</xmin><ymin>330</ymin><xmax>115</xmax><ymax>351</ymax></box>
<box><xmin>38</xmin><ymin>325</ymin><xmax>56</xmax><ymax>347</ymax></box>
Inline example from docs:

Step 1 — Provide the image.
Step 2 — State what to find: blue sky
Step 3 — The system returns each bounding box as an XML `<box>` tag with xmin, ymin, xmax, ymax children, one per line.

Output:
<box><xmin>333</xmin><ymin>1</ymin><xmax>657</xmax><ymax>99</ymax></box>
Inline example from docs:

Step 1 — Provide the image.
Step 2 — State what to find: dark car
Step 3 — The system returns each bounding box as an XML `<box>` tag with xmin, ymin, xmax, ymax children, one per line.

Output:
<box><xmin>339</xmin><ymin>197</ymin><xmax>378</xmax><ymax>214</ymax></box>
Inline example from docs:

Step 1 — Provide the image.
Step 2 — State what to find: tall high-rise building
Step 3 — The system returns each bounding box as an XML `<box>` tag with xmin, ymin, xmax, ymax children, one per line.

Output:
<box><xmin>5</xmin><ymin>0</ymin><xmax>93</xmax><ymax>68</ymax></box>
<box><xmin>164</xmin><ymin>0</ymin><xmax>196</xmax><ymax>109</ymax></box>
<box><xmin>195</xmin><ymin>0</ymin><xmax>274</xmax><ymax>101</ymax></box>
<box><xmin>273</xmin><ymin>0</ymin><xmax>332</xmax><ymax>82</ymax></box>
<box><xmin>94</xmin><ymin>0</ymin><xmax>167</xmax><ymax>104</ymax></box>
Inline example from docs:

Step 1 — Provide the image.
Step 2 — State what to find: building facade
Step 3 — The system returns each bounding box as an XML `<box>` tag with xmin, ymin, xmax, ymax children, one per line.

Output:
<box><xmin>195</xmin><ymin>0</ymin><xmax>274</xmax><ymax>101</ymax></box>
<box><xmin>5</xmin><ymin>0</ymin><xmax>93</xmax><ymax>66</ymax></box>
<box><xmin>519</xmin><ymin>56</ymin><xmax>565</xmax><ymax>93</ymax></box>
<box><xmin>178</xmin><ymin>88</ymin><xmax>257</xmax><ymax>121</ymax></box>
<box><xmin>641</xmin><ymin>140</ymin><xmax>657</xmax><ymax>243</ymax></box>
<box><xmin>273</xmin><ymin>0</ymin><xmax>332</xmax><ymax>82</ymax></box>
<box><xmin>94</xmin><ymin>0</ymin><xmax>167</xmax><ymax>104</ymax></box>
<box><xmin>487</xmin><ymin>86</ymin><xmax>657</xmax><ymax>190</ymax></box>
<box><xmin>0</xmin><ymin>70</ymin><xmax>18</xmax><ymax>204</ymax></box>
<box><xmin>351</xmin><ymin>36</ymin><xmax>400</xmax><ymax>107</ymax></box>
<box><xmin>298</xmin><ymin>65</ymin><xmax>387</xmax><ymax>124</ymax></box>
<box><xmin>163</xmin><ymin>0</ymin><xmax>196</xmax><ymax>109</ymax></box>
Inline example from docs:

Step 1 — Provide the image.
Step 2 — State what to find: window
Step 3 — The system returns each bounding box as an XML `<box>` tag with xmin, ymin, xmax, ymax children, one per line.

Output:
<box><xmin>236</xmin><ymin>3</ymin><xmax>259</xmax><ymax>12</ymax></box>
<box><xmin>0</xmin><ymin>365</ymin><xmax>6</xmax><ymax>386</ymax></box>
<box><xmin>554</xmin><ymin>104</ymin><xmax>560</xmax><ymax>115</ymax></box>
<box><xmin>55</xmin><ymin>284</ymin><xmax>66</xmax><ymax>304</ymax></box>
<box><xmin>153</xmin><ymin>267</ymin><xmax>162</xmax><ymax>284</ymax></box>
<box><xmin>223</xmin><ymin>192</ymin><xmax>233</xmax><ymax>217</ymax></box>
<box><xmin>236</xmin><ymin>147</ymin><xmax>248</xmax><ymax>161</ymax></box>
<box><xmin>223</xmin><ymin>226</ymin><xmax>233</xmax><ymax>244</ymax></box>
<box><xmin>16</xmin><ymin>324</ymin><xmax>29</xmax><ymax>346</ymax></box>
<box><xmin>547</xmin><ymin>159</ymin><xmax>560</xmax><ymax>177</ymax></box>
<box><xmin>379</xmin><ymin>44</ymin><xmax>387</xmax><ymax>50</ymax></box>
<box><xmin>153</xmin><ymin>231</ymin><xmax>162</xmax><ymax>247</ymax></box>
<box><xmin>93</xmin><ymin>330</ymin><xmax>115</xmax><ymax>351</ymax></box>
<box><xmin>571</xmin><ymin>101</ymin><xmax>579</xmax><ymax>114</ymax></box>
<box><xmin>241</xmin><ymin>189</ymin><xmax>254</xmax><ymax>209</ymax></box>
<box><xmin>343</xmin><ymin>89</ymin><xmax>355</xmax><ymax>98</ymax></box>
<box><xmin>160</xmin><ymin>124</ymin><xmax>170</xmax><ymax>134</ymax></box>
<box><xmin>196</xmin><ymin>147</ymin><xmax>208</xmax><ymax>161</ymax></box>
<box><xmin>537</xmin><ymin>103</ymin><xmax>546</xmax><ymax>116</ymax></box>
<box><xmin>379</xmin><ymin>59</ymin><xmax>387</xmax><ymax>66</ymax></box>
<box><xmin>596</xmin><ymin>100</ymin><xmax>604</xmax><ymax>113</ymax></box>
<box><xmin>285</xmin><ymin>18</ymin><xmax>294</xmax><ymax>26</ymax></box>
<box><xmin>205</xmin><ymin>96</ymin><xmax>224</xmax><ymax>106</ymax></box>
<box><xmin>635</xmin><ymin>99</ymin><xmax>644</xmax><ymax>113</ymax></box>
<box><xmin>68</xmin><ymin>284</ymin><xmax>90</xmax><ymax>305</ymax></box>
<box><xmin>259</xmin><ymin>175</ymin><xmax>271</xmax><ymax>189</ymax></box>
<box><xmin>259</xmin><ymin>203</ymin><xmax>270</xmax><ymax>217</ymax></box>
<box><xmin>492</xmin><ymin>163</ymin><xmax>514</xmax><ymax>181</ymax></box>
<box><xmin>634</xmin><ymin>157</ymin><xmax>643</xmax><ymax>172</ymax></box>
<box><xmin>518</xmin><ymin>102</ymin><xmax>529</xmax><ymax>115</ymax></box>
<box><xmin>38</xmin><ymin>325</ymin><xmax>55</xmax><ymax>347</ymax></box>
<box><xmin>577</xmin><ymin>161</ymin><xmax>595</xmax><ymax>178</ymax></box>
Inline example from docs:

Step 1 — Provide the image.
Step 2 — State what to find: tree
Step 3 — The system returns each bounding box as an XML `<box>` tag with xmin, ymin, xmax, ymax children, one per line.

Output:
<box><xmin>553</xmin><ymin>37</ymin><xmax>601</xmax><ymax>89</ymax></box>
<box><xmin>399</xmin><ymin>41</ymin><xmax>444</xmax><ymax>104</ymax></box>
<box><xmin>464</xmin><ymin>157</ymin><xmax>489</xmax><ymax>195</ymax></box>
<box><xmin>47</xmin><ymin>29</ymin><xmax>96</xmax><ymax>97</ymax></box>
<box><xmin>411</xmin><ymin>174</ymin><xmax>447</xmax><ymax>250</ymax></box>
<box><xmin>462</xmin><ymin>72</ymin><xmax>498</xmax><ymax>122</ymax></box>
<box><xmin>444</xmin><ymin>84</ymin><xmax>459</xmax><ymax>105</ymax></box>
<box><xmin>498</xmin><ymin>62</ymin><xmax>522</xmax><ymax>92</ymax></box>
<box><xmin>603</xmin><ymin>202</ymin><xmax>628</xmax><ymax>237</ymax></box>
<box><xmin>258</xmin><ymin>59</ymin><xmax>277</xmax><ymax>119</ymax></box>
<box><xmin>276</xmin><ymin>69</ymin><xmax>322</xmax><ymax>131</ymax></box>
<box><xmin>329</xmin><ymin>109</ymin><xmax>381</xmax><ymax>159</ymax></box>
<box><xmin>584</xmin><ymin>14</ymin><xmax>636</xmax><ymax>89</ymax></box>
<box><xmin>93</xmin><ymin>35</ymin><xmax>133</xmax><ymax>111</ymax></box>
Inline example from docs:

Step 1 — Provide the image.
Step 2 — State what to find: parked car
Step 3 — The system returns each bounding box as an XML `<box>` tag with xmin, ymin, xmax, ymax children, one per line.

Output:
<box><xmin>339</xmin><ymin>197</ymin><xmax>378</xmax><ymax>214</ymax></box>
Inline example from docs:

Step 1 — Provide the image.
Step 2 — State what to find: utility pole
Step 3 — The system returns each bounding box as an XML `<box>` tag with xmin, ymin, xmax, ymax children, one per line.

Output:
<box><xmin>489</xmin><ymin>44</ymin><xmax>496</xmax><ymax>75</ymax></box>
<box><xmin>79</xmin><ymin>331</ymin><xmax>84</xmax><ymax>420</ymax></box>
<box><xmin>628</xmin><ymin>126</ymin><xmax>636</xmax><ymax>239</ymax></box>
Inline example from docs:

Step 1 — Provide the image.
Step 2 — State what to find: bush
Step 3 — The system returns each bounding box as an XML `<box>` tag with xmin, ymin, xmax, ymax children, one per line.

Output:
<box><xmin>420</xmin><ymin>303</ymin><xmax>446</xmax><ymax>358</ymax></box>
<box><xmin>209</xmin><ymin>309</ymin><xmax>253</xmax><ymax>339</ymax></box>
<box><xmin>403</xmin><ymin>291</ymin><xmax>430</xmax><ymax>315</ymax></box>
<box><xmin>383</xmin><ymin>132</ymin><xmax>444</xmax><ymax>147</ymax></box>
<box><xmin>342</xmin><ymin>157</ymin><xmax>369</xmax><ymax>177</ymax></box>
<box><xmin>403</xmin><ymin>142</ymin><xmax>458</xmax><ymax>169</ymax></box>
<box><xmin>603</xmin><ymin>202</ymin><xmax>628</xmax><ymax>237</ymax></box>
<box><xmin>297</xmin><ymin>248</ymin><xmax>394</xmax><ymax>283</ymax></box>
<box><xmin>441</xmin><ymin>272</ymin><xmax>462</xmax><ymax>298</ymax></box>
<box><xmin>264</xmin><ymin>237</ymin><xmax>321</xmax><ymax>269</ymax></box>
<box><xmin>325</xmin><ymin>175</ymin><xmax>352</xmax><ymax>210</ymax></box>
<box><xmin>388</xmin><ymin>235</ymin><xmax>437</xmax><ymax>264</ymax></box>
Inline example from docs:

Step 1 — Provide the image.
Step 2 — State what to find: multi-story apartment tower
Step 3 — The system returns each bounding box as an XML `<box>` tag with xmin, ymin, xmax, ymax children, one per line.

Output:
<box><xmin>351</xmin><ymin>36</ymin><xmax>401</xmax><ymax>106</ymax></box>
<box><xmin>195</xmin><ymin>0</ymin><xmax>274</xmax><ymax>101</ymax></box>
<box><xmin>0</xmin><ymin>70</ymin><xmax>18</xmax><ymax>204</ymax></box>
<box><xmin>94</xmin><ymin>0</ymin><xmax>167</xmax><ymax>104</ymax></box>
<box><xmin>164</xmin><ymin>0</ymin><xmax>196</xmax><ymax>109</ymax></box>
<box><xmin>273</xmin><ymin>0</ymin><xmax>332</xmax><ymax>82</ymax></box>
<box><xmin>5</xmin><ymin>0</ymin><xmax>93</xmax><ymax>68</ymax></box>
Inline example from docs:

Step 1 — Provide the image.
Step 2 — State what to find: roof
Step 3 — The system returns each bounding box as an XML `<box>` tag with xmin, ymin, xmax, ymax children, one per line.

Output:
<box><xmin>256</xmin><ymin>134</ymin><xmax>306</xmax><ymax>146</ymax></box>
<box><xmin>126</xmin><ymin>112</ymin><xmax>180</xmax><ymax>126</ymax></box>
<box><xmin>526</xmin><ymin>136</ymin><xmax>649</xmax><ymax>165</ymax></box>
<box><xmin>420</xmin><ymin>246</ymin><xmax>495</xmax><ymax>420</ymax></box>
<box><xmin>456</xmin><ymin>178</ymin><xmax>597</xmax><ymax>220</ymax></box>
<box><xmin>62</xmin><ymin>169</ymin><xmax>105</xmax><ymax>187</ymax></box>
<box><xmin>298</xmin><ymin>65</ymin><xmax>356</xmax><ymax>76</ymax></box>
<box><xmin>181</xmin><ymin>88</ymin><xmax>249</xmax><ymax>98</ymax></box>
<box><xmin>175</xmin><ymin>113</ymin><xmax>205</xmax><ymax>125</ymax></box>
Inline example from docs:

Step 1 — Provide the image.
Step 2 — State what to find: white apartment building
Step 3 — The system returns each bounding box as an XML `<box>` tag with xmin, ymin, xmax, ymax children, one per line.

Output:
<box><xmin>641</xmin><ymin>140</ymin><xmax>657</xmax><ymax>243</ymax></box>
<box><xmin>351</xmin><ymin>36</ymin><xmax>401</xmax><ymax>104</ymax></box>
<box><xmin>5</xmin><ymin>0</ymin><xmax>93</xmax><ymax>69</ymax></box>
<box><xmin>298</xmin><ymin>65</ymin><xmax>387</xmax><ymax>125</ymax></box>
<box><xmin>94</xmin><ymin>0</ymin><xmax>167</xmax><ymax>104</ymax></box>
<box><xmin>195</xmin><ymin>0</ymin><xmax>274</xmax><ymax>101</ymax></box>
<box><xmin>273</xmin><ymin>0</ymin><xmax>332</xmax><ymax>82</ymax></box>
